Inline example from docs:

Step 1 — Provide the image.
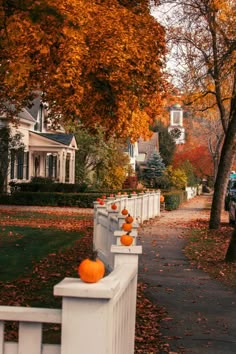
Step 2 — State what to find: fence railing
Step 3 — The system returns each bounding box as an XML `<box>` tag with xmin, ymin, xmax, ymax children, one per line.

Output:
<box><xmin>0</xmin><ymin>190</ymin><xmax>161</xmax><ymax>354</ymax></box>
<box><xmin>94</xmin><ymin>191</ymin><xmax>160</xmax><ymax>269</ymax></box>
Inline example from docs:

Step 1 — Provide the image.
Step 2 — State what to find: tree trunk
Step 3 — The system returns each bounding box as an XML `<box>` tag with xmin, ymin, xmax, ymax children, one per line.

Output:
<box><xmin>209</xmin><ymin>115</ymin><xmax>236</xmax><ymax>229</ymax></box>
<box><xmin>225</xmin><ymin>229</ymin><xmax>236</xmax><ymax>262</ymax></box>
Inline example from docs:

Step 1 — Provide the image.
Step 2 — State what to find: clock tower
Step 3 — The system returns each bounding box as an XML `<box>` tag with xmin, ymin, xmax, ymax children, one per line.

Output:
<box><xmin>168</xmin><ymin>104</ymin><xmax>185</xmax><ymax>144</ymax></box>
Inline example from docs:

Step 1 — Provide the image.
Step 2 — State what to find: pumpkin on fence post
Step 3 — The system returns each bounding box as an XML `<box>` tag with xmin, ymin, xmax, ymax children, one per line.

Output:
<box><xmin>122</xmin><ymin>222</ymin><xmax>132</xmax><ymax>232</ymax></box>
<box><xmin>160</xmin><ymin>195</ymin><xmax>165</xmax><ymax>203</ymax></box>
<box><xmin>78</xmin><ymin>251</ymin><xmax>105</xmax><ymax>283</ymax></box>
<box><xmin>121</xmin><ymin>208</ymin><xmax>129</xmax><ymax>216</ymax></box>
<box><xmin>125</xmin><ymin>214</ymin><xmax>133</xmax><ymax>224</ymax></box>
<box><xmin>120</xmin><ymin>232</ymin><xmax>133</xmax><ymax>246</ymax></box>
<box><xmin>121</xmin><ymin>212</ymin><xmax>133</xmax><ymax>232</ymax></box>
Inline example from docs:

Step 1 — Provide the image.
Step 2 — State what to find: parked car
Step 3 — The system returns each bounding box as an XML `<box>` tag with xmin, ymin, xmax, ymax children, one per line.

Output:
<box><xmin>229</xmin><ymin>196</ymin><xmax>236</xmax><ymax>225</ymax></box>
<box><xmin>224</xmin><ymin>177</ymin><xmax>236</xmax><ymax>211</ymax></box>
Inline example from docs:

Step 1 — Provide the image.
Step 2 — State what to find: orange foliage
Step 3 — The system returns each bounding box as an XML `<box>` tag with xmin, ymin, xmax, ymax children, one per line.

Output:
<box><xmin>0</xmin><ymin>0</ymin><xmax>168</xmax><ymax>141</ymax></box>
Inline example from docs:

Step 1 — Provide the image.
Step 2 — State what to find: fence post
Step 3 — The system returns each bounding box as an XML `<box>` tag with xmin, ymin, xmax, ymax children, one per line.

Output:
<box><xmin>54</xmin><ymin>276</ymin><xmax>120</xmax><ymax>354</ymax></box>
<box><xmin>111</xmin><ymin>245</ymin><xmax>142</xmax><ymax>268</ymax></box>
<box><xmin>111</xmin><ymin>245</ymin><xmax>142</xmax><ymax>353</ymax></box>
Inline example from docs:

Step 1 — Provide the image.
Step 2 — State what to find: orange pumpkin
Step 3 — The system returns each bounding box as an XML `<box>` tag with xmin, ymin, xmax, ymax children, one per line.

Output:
<box><xmin>122</xmin><ymin>222</ymin><xmax>132</xmax><ymax>232</ymax></box>
<box><xmin>78</xmin><ymin>256</ymin><xmax>105</xmax><ymax>283</ymax></box>
<box><xmin>120</xmin><ymin>234</ymin><xmax>133</xmax><ymax>246</ymax></box>
<box><xmin>160</xmin><ymin>195</ymin><xmax>165</xmax><ymax>203</ymax></box>
<box><xmin>125</xmin><ymin>214</ymin><xmax>134</xmax><ymax>224</ymax></box>
<box><xmin>111</xmin><ymin>203</ymin><xmax>117</xmax><ymax>210</ymax></box>
<box><xmin>121</xmin><ymin>208</ymin><xmax>129</xmax><ymax>215</ymax></box>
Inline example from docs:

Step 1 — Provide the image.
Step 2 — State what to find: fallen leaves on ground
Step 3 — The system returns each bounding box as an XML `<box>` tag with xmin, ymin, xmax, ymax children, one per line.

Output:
<box><xmin>184</xmin><ymin>219</ymin><xmax>236</xmax><ymax>289</ymax></box>
<box><xmin>135</xmin><ymin>282</ymin><xmax>169</xmax><ymax>353</ymax></box>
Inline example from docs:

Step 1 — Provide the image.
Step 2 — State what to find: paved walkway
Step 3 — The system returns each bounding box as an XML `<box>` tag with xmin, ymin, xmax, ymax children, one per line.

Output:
<box><xmin>138</xmin><ymin>195</ymin><xmax>236</xmax><ymax>354</ymax></box>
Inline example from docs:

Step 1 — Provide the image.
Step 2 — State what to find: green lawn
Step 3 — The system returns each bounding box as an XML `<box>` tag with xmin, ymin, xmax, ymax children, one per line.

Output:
<box><xmin>0</xmin><ymin>211</ymin><xmax>90</xmax><ymax>221</ymax></box>
<box><xmin>0</xmin><ymin>225</ymin><xmax>84</xmax><ymax>282</ymax></box>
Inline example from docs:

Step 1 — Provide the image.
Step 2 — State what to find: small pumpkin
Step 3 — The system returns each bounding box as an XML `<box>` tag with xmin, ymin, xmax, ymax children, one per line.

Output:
<box><xmin>125</xmin><ymin>214</ymin><xmax>134</xmax><ymax>224</ymax></box>
<box><xmin>78</xmin><ymin>252</ymin><xmax>105</xmax><ymax>283</ymax></box>
<box><xmin>121</xmin><ymin>208</ymin><xmax>129</xmax><ymax>216</ymax></box>
<box><xmin>99</xmin><ymin>200</ymin><xmax>105</xmax><ymax>205</ymax></box>
<box><xmin>122</xmin><ymin>222</ymin><xmax>133</xmax><ymax>232</ymax></box>
<box><xmin>120</xmin><ymin>233</ymin><xmax>133</xmax><ymax>246</ymax></box>
<box><xmin>111</xmin><ymin>203</ymin><xmax>117</xmax><ymax>210</ymax></box>
<box><xmin>160</xmin><ymin>195</ymin><xmax>165</xmax><ymax>203</ymax></box>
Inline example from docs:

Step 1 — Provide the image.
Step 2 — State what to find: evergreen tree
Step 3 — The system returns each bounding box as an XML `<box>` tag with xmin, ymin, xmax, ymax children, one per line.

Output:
<box><xmin>142</xmin><ymin>151</ymin><xmax>165</xmax><ymax>187</ymax></box>
<box><xmin>152</xmin><ymin>121</ymin><xmax>176</xmax><ymax>166</ymax></box>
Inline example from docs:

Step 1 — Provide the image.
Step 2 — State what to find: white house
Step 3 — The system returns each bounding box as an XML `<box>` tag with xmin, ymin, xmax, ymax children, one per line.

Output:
<box><xmin>1</xmin><ymin>96</ymin><xmax>77</xmax><ymax>191</ymax></box>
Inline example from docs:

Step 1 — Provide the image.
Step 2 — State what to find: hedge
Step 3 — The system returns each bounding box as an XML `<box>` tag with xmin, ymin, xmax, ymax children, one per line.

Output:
<box><xmin>0</xmin><ymin>192</ymin><xmax>99</xmax><ymax>208</ymax></box>
<box><xmin>0</xmin><ymin>189</ymin><xmax>187</xmax><ymax>210</ymax></box>
<box><xmin>163</xmin><ymin>190</ymin><xmax>187</xmax><ymax>211</ymax></box>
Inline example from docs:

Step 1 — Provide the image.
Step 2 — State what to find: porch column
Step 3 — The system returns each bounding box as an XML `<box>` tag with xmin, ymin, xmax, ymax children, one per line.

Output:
<box><xmin>69</xmin><ymin>153</ymin><xmax>75</xmax><ymax>183</ymax></box>
<box><xmin>28</xmin><ymin>151</ymin><xmax>33</xmax><ymax>180</ymax></box>
<box><xmin>59</xmin><ymin>151</ymin><xmax>66</xmax><ymax>183</ymax></box>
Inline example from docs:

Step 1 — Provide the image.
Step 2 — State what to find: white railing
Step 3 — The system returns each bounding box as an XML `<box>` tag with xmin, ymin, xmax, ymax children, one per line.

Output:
<box><xmin>94</xmin><ymin>191</ymin><xmax>160</xmax><ymax>269</ymax></box>
<box><xmin>0</xmin><ymin>190</ymin><xmax>160</xmax><ymax>354</ymax></box>
<box><xmin>0</xmin><ymin>307</ymin><xmax>61</xmax><ymax>354</ymax></box>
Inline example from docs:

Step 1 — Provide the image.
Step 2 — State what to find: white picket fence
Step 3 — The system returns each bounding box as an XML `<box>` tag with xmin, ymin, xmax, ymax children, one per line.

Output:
<box><xmin>0</xmin><ymin>191</ymin><xmax>161</xmax><ymax>354</ymax></box>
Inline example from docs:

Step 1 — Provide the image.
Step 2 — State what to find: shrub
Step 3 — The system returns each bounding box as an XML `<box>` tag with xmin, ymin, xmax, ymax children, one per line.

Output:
<box><xmin>164</xmin><ymin>190</ymin><xmax>187</xmax><ymax>210</ymax></box>
<box><xmin>165</xmin><ymin>166</ymin><xmax>187</xmax><ymax>190</ymax></box>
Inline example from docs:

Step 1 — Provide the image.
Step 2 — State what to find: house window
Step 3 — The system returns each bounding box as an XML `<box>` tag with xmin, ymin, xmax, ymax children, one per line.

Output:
<box><xmin>46</xmin><ymin>154</ymin><xmax>57</xmax><ymax>179</ymax></box>
<box><xmin>24</xmin><ymin>151</ymin><xmax>29</xmax><ymax>180</ymax></box>
<box><xmin>10</xmin><ymin>149</ymin><xmax>28</xmax><ymax>180</ymax></box>
<box><xmin>10</xmin><ymin>150</ymin><xmax>15</xmax><ymax>179</ymax></box>
<box><xmin>128</xmin><ymin>143</ymin><xmax>134</xmax><ymax>158</ymax></box>
<box><xmin>17</xmin><ymin>150</ymin><xmax>24</xmax><ymax>179</ymax></box>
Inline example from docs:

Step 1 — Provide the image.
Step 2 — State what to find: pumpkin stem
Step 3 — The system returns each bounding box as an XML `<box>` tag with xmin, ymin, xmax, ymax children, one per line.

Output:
<box><xmin>126</xmin><ymin>231</ymin><xmax>131</xmax><ymax>235</ymax></box>
<box><xmin>90</xmin><ymin>250</ymin><xmax>98</xmax><ymax>261</ymax></box>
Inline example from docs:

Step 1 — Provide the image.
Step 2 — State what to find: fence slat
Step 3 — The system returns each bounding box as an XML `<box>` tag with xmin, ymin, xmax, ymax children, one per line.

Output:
<box><xmin>0</xmin><ymin>321</ymin><xmax>4</xmax><ymax>354</ymax></box>
<box><xmin>18</xmin><ymin>322</ymin><xmax>42</xmax><ymax>354</ymax></box>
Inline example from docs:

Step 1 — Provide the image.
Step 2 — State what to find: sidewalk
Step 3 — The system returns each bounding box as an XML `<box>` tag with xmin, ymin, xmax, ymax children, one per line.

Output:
<box><xmin>138</xmin><ymin>195</ymin><xmax>236</xmax><ymax>354</ymax></box>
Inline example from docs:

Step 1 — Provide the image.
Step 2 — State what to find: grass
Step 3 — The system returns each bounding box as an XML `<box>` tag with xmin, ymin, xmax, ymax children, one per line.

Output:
<box><xmin>0</xmin><ymin>210</ymin><xmax>90</xmax><ymax>220</ymax></box>
<box><xmin>0</xmin><ymin>225</ymin><xmax>84</xmax><ymax>282</ymax></box>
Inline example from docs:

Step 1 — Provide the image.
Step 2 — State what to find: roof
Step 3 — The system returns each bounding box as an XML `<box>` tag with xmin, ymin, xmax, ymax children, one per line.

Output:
<box><xmin>25</xmin><ymin>96</ymin><xmax>41</xmax><ymax>120</ymax></box>
<box><xmin>33</xmin><ymin>132</ymin><xmax>75</xmax><ymax>146</ymax></box>
<box><xmin>137</xmin><ymin>133</ymin><xmax>159</xmax><ymax>161</ymax></box>
<box><xmin>18</xmin><ymin>108</ymin><xmax>36</xmax><ymax>123</ymax></box>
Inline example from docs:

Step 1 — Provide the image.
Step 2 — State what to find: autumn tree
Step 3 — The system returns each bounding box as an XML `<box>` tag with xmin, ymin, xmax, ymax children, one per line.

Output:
<box><xmin>74</xmin><ymin>125</ymin><xmax>130</xmax><ymax>189</ymax></box>
<box><xmin>156</xmin><ymin>0</ymin><xmax>236</xmax><ymax>228</ymax></box>
<box><xmin>0</xmin><ymin>0</ymin><xmax>168</xmax><ymax>142</ymax></box>
<box><xmin>173</xmin><ymin>145</ymin><xmax>214</xmax><ymax>182</ymax></box>
<box><xmin>184</xmin><ymin>110</ymin><xmax>224</xmax><ymax>183</ymax></box>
